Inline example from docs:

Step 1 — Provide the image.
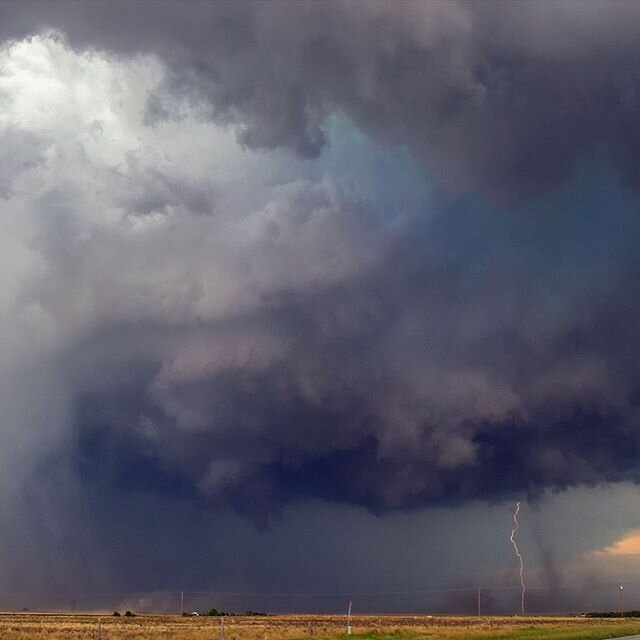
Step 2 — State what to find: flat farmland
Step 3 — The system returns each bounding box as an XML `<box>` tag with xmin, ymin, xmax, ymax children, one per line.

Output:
<box><xmin>2</xmin><ymin>614</ymin><xmax>640</xmax><ymax>640</ymax></box>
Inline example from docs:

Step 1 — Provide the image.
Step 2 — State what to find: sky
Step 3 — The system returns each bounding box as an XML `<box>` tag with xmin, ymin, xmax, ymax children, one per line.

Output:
<box><xmin>2</xmin><ymin>0</ymin><xmax>640</xmax><ymax>615</ymax></box>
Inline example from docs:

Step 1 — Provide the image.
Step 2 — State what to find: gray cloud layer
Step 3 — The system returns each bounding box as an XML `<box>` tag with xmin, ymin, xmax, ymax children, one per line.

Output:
<box><xmin>4</xmin><ymin>1</ymin><xmax>640</xmax><ymax>204</ymax></box>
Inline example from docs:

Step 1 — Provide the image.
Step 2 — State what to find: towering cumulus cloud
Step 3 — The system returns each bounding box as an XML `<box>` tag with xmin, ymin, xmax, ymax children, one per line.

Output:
<box><xmin>2</xmin><ymin>0</ymin><xmax>640</xmax><ymax>600</ymax></box>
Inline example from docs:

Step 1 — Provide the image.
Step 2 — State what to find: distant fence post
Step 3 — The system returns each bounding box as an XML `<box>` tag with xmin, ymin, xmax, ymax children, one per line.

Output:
<box><xmin>220</xmin><ymin>616</ymin><xmax>226</xmax><ymax>640</ymax></box>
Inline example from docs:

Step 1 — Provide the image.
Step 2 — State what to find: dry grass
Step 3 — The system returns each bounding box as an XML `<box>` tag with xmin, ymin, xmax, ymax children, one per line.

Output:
<box><xmin>1</xmin><ymin>613</ymin><xmax>640</xmax><ymax>640</ymax></box>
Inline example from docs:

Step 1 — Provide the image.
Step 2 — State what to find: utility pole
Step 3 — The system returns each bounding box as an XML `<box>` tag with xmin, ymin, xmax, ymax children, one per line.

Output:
<box><xmin>220</xmin><ymin>616</ymin><xmax>225</xmax><ymax>640</ymax></box>
<box><xmin>619</xmin><ymin>584</ymin><xmax>624</xmax><ymax>618</ymax></box>
<box><xmin>347</xmin><ymin>600</ymin><xmax>352</xmax><ymax>635</ymax></box>
<box><xmin>477</xmin><ymin>588</ymin><xmax>481</xmax><ymax>617</ymax></box>
<box><xmin>180</xmin><ymin>591</ymin><xmax>184</xmax><ymax>616</ymax></box>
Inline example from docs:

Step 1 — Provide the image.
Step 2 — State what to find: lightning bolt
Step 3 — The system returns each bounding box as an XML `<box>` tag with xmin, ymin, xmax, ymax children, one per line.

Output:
<box><xmin>510</xmin><ymin>500</ymin><xmax>526</xmax><ymax>614</ymax></box>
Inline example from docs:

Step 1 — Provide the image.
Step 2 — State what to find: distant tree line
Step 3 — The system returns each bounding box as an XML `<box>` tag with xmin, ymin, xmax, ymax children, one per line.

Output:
<box><xmin>182</xmin><ymin>608</ymin><xmax>268</xmax><ymax>617</ymax></box>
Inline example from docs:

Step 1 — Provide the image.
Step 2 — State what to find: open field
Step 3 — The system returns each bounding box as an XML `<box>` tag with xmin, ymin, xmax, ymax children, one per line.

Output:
<box><xmin>2</xmin><ymin>614</ymin><xmax>640</xmax><ymax>640</ymax></box>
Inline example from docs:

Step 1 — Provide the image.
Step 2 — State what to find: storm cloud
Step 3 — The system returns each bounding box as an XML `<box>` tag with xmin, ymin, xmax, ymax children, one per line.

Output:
<box><xmin>2</xmin><ymin>1</ymin><xmax>640</xmax><ymax>606</ymax></box>
<box><xmin>4</xmin><ymin>1</ymin><xmax>640</xmax><ymax>203</ymax></box>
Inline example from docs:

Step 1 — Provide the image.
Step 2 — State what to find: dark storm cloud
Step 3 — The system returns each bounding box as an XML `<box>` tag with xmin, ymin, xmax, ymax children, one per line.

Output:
<box><xmin>52</xmin><ymin>226</ymin><xmax>640</xmax><ymax>523</ymax></box>
<box><xmin>4</xmin><ymin>1</ymin><xmax>640</xmax><ymax>203</ymax></box>
<box><xmin>3</xmin><ymin>1</ymin><xmax>640</xmax><ymax>579</ymax></box>
<box><xmin>1</xmin><ymin>2</ymin><xmax>639</xmax><ymax>520</ymax></box>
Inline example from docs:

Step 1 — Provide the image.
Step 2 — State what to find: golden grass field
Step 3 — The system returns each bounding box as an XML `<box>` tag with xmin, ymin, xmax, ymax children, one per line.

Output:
<box><xmin>2</xmin><ymin>613</ymin><xmax>640</xmax><ymax>640</ymax></box>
